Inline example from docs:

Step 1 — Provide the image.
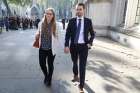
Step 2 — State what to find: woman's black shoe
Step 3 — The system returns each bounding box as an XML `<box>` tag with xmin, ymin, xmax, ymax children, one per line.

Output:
<box><xmin>44</xmin><ymin>76</ymin><xmax>47</xmax><ymax>84</ymax></box>
<box><xmin>46</xmin><ymin>81</ymin><xmax>51</xmax><ymax>86</ymax></box>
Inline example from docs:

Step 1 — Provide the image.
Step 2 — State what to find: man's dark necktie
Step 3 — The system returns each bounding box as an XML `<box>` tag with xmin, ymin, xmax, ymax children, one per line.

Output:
<box><xmin>74</xmin><ymin>19</ymin><xmax>81</xmax><ymax>44</ymax></box>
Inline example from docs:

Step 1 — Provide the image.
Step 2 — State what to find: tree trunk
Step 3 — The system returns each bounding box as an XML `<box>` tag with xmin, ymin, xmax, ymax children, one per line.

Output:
<box><xmin>2</xmin><ymin>0</ymin><xmax>12</xmax><ymax>16</ymax></box>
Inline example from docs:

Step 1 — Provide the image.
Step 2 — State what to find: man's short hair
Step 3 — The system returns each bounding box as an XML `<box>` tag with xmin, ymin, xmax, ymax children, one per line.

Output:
<box><xmin>76</xmin><ymin>3</ymin><xmax>85</xmax><ymax>9</ymax></box>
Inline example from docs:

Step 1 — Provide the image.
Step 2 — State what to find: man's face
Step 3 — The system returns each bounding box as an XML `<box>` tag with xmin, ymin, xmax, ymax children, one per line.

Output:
<box><xmin>76</xmin><ymin>5</ymin><xmax>84</xmax><ymax>17</ymax></box>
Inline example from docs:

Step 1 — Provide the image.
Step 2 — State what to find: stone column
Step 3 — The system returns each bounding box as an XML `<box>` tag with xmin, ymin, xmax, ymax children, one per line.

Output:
<box><xmin>110</xmin><ymin>0</ymin><xmax>126</xmax><ymax>27</ymax></box>
<box><xmin>124</xmin><ymin>0</ymin><xmax>139</xmax><ymax>28</ymax></box>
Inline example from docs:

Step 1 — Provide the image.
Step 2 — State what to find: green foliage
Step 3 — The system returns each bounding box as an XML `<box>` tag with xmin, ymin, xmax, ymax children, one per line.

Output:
<box><xmin>8</xmin><ymin>0</ymin><xmax>32</xmax><ymax>6</ymax></box>
<box><xmin>90</xmin><ymin>0</ymin><xmax>112</xmax><ymax>3</ymax></box>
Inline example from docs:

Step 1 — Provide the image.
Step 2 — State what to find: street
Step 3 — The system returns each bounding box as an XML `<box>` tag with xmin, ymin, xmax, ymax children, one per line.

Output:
<box><xmin>0</xmin><ymin>22</ymin><xmax>140</xmax><ymax>93</ymax></box>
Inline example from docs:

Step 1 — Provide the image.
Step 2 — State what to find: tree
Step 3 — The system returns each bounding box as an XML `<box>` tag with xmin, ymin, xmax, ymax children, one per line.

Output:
<box><xmin>2</xmin><ymin>0</ymin><xmax>32</xmax><ymax>16</ymax></box>
<box><xmin>2</xmin><ymin>0</ymin><xmax>12</xmax><ymax>16</ymax></box>
<box><xmin>57</xmin><ymin>0</ymin><xmax>72</xmax><ymax>19</ymax></box>
<box><xmin>8</xmin><ymin>0</ymin><xmax>32</xmax><ymax>7</ymax></box>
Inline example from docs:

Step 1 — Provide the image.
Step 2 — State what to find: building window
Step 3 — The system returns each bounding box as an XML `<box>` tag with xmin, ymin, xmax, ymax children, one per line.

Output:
<box><xmin>135</xmin><ymin>0</ymin><xmax>140</xmax><ymax>24</ymax></box>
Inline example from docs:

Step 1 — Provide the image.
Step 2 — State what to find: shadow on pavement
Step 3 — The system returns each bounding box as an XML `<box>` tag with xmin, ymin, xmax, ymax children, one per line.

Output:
<box><xmin>52</xmin><ymin>79</ymin><xmax>72</xmax><ymax>93</ymax></box>
<box><xmin>84</xmin><ymin>83</ymin><xmax>95</xmax><ymax>93</ymax></box>
<box><xmin>89</xmin><ymin>49</ymin><xmax>128</xmax><ymax>64</ymax></box>
<box><xmin>86</xmin><ymin>59</ymin><xmax>140</xmax><ymax>93</ymax></box>
<box><xmin>103</xmin><ymin>84</ymin><xmax>125</xmax><ymax>93</ymax></box>
<box><xmin>126</xmin><ymin>76</ymin><xmax>140</xmax><ymax>91</ymax></box>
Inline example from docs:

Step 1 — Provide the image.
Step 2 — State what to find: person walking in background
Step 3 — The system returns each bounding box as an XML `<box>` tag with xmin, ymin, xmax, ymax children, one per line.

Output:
<box><xmin>35</xmin><ymin>18</ymin><xmax>40</xmax><ymax>29</ymax></box>
<box><xmin>62</xmin><ymin>18</ymin><xmax>65</xmax><ymax>30</ymax></box>
<box><xmin>34</xmin><ymin>8</ymin><xmax>58</xmax><ymax>86</ymax></box>
<box><xmin>0</xmin><ymin>18</ymin><xmax>4</xmax><ymax>33</ymax></box>
<box><xmin>64</xmin><ymin>3</ymin><xmax>95</xmax><ymax>93</ymax></box>
<box><xmin>30</xmin><ymin>19</ymin><xmax>33</xmax><ymax>29</ymax></box>
<box><xmin>4</xmin><ymin>16</ymin><xmax>9</xmax><ymax>31</ymax></box>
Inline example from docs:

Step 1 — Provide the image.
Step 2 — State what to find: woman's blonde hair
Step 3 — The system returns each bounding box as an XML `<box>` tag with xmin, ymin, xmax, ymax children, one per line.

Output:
<box><xmin>42</xmin><ymin>8</ymin><xmax>56</xmax><ymax>37</ymax></box>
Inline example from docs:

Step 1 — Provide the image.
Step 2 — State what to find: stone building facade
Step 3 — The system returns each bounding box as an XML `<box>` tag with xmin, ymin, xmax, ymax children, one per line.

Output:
<box><xmin>73</xmin><ymin>0</ymin><xmax>140</xmax><ymax>51</ymax></box>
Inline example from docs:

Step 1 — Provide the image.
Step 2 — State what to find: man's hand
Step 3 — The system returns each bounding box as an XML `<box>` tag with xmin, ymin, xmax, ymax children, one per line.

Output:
<box><xmin>87</xmin><ymin>44</ymin><xmax>92</xmax><ymax>49</ymax></box>
<box><xmin>64</xmin><ymin>47</ymin><xmax>70</xmax><ymax>54</ymax></box>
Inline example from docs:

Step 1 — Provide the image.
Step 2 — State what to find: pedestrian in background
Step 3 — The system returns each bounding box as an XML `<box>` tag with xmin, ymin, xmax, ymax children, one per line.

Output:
<box><xmin>62</xmin><ymin>18</ymin><xmax>65</xmax><ymax>30</ymax></box>
<box><xmin>4</xmin><ymin>16</ymin><xmax>9</xmax><ymax>31</ymax></box>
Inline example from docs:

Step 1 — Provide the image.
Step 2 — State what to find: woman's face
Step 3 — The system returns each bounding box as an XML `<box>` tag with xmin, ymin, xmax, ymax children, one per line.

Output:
<box><xmin>45</xmin><ymin>10</ymin><xmax>53</xmax><ymax>23</ymax></box>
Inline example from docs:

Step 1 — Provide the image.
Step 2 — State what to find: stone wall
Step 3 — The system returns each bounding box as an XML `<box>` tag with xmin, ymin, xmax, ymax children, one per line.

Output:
<box><xmin>125</xmin><ymin>0</ymin><xmax>139</xmax><ymax>28</ymax></box>
<box><xmin>84</xmin><ymin>0</ymin><xmax>126</xmax><ymax>36</ymax></box>
<box><xmin>108</xmin><ymin>30</ymin><xmax>140</xmax><ymax>51</ymax></box>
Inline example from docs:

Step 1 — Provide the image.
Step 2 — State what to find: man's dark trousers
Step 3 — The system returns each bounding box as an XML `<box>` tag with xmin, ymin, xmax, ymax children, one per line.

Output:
<box><xmin>70</xmin><ymin>43</ymin><xmax>88</xmax><ymax>88</ymax></box>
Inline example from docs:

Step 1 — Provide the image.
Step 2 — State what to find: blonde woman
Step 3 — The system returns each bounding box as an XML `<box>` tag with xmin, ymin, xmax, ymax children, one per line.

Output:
<box><xmin>35</xmin><ymin>8</ymin><xmax>58</xmax><ymax>86</ymax></box>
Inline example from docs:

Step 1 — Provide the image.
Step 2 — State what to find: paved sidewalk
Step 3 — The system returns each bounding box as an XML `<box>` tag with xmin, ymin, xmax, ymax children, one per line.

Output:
<box><xmin>0</xmin><ymin>23</ymin><xmax>140</xmax><ymax>93</ymax></box>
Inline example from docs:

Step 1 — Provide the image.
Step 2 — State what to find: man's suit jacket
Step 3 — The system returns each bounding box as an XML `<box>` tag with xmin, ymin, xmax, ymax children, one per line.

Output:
<box><xmin>65</xmin><ymin>17</ymin><xmax>95</xmax><ymax>47</ymax></box>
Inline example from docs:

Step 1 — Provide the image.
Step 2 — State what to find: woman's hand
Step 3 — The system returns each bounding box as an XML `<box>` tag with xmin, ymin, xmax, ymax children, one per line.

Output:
<box><xmin>64</xmin><ymin>47</ymin><xmax>70</xmax><ymax>54</ymax></box>
<box><xmin>35</xmin><ymin>34</ymin><xmax>39</xmax><ymax>40</ymax></box>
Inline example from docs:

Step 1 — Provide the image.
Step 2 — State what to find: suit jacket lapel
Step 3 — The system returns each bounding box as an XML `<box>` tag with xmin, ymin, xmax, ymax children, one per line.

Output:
<box><xmin>74</xmin><ymin>18</ymin><xmax>77</xmax><ymax>29</ymax></box>
<box><xmin>73</xmin><ymin>18</ymin><xmax>77</xmax><ymax>34</ymax></box>
<box><xmin>84</xmin><ymin>17</ymin><xmax>86</xmax><ymax>33</ymax></box>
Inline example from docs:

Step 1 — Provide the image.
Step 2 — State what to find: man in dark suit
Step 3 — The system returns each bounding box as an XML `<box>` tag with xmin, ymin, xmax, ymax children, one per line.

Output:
<box><xmin>64</xmin><ymin>3</ymin><xmax>95</xmax><ymax>93</ymax></box>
